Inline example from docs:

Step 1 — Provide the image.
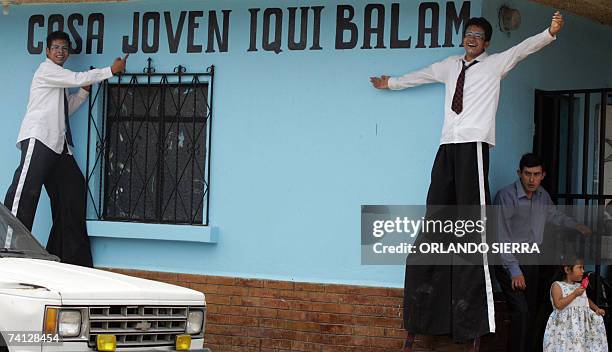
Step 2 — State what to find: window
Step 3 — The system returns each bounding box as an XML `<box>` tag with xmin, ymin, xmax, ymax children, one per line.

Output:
<box><xmin>86</xmin><ymin>61</ymin><xmax>213</xmax><ymax>225</ymax></box>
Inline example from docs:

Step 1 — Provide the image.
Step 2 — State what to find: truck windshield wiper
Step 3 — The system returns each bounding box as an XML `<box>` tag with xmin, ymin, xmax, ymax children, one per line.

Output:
<box><xmin>0</xmin><ymin>248</ymin><xmax>27</xmax><ymax>255</ymax></box>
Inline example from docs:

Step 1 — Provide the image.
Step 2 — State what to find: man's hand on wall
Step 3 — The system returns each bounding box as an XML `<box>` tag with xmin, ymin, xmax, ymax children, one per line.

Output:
<box><xmin>549</xmin><ymin>11</ymin><xmax>564</xmax><ymax>36</ymax></box>
<box><xmin>111</xmin><ymin>54</ymin><xmax>130</xmax><ymax>74</ymax></box>
<box><xmin>370</xmin><ymin>75</ymin><xmax>390</xmax><ymax>89</ymax></box>
<box><xmin>576</xmin><ymin>223</ymin><xmax>592</xmax><ymax>236</ymax></box>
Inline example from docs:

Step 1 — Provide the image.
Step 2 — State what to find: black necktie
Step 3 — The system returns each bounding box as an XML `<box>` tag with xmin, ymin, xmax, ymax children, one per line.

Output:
<box><xmin>451</xmin><ymin>60</ymin><xmax>478</xmax><ymax>114</ymax></box>
<box><xmin>64</xmin><ymin>89</ymin><xmax>73</xmax><ymax>146</ymax></box>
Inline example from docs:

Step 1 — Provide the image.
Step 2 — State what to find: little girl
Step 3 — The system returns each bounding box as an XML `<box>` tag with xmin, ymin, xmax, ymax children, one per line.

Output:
<box><xmin>543</xmin><ymin>259</ymin><xmax>608</xmax><ymax>351</ymax></box>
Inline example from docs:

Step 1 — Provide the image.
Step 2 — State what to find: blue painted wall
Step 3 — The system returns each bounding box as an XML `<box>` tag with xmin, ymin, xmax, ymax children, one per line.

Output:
<box><xmin>0</xmin><ymin>0</ymin><xmax>610</xmax><ymax>288</ymax></box>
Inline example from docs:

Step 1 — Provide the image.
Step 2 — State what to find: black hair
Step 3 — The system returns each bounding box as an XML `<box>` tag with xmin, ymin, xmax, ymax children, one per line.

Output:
<box><xmin>554</xmin><ymin>252</ymin><xmax>583</xmax><ymax>282</ymax></box>
<box><xmin>46</xmin><ymin>31</ymin><xmax>71</xmax><ymax>49</ymax></box>
<box><xmin>463</xmin><ymin>17</ymin><xmax>493</xmax><ymax>42</ymax></box>
<box><xmin>519</xmin><ymin>153</ymin><xmax>544</xmax><ymax>172</ymax></box>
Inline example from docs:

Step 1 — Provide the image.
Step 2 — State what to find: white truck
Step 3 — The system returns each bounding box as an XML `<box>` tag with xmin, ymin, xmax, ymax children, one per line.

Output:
<box><xmin>0</xmin><ymin>204</ymin><xmax>209</xmax><ymax>352</ymax></box>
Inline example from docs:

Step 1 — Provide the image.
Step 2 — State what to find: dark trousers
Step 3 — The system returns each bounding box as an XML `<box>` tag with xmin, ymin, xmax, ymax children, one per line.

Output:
<box><xmin>4</xmin><ymin>138</ymin><xmax>93</xmax><ymax>267</ymax></box>
<box><xmin>403</xmin><ymin>142</ymin><xmax>495</xmax><ymax>342</ymax></box>
<box><xmin>495</xmin><ymin>265</ymin><xmax>539</xmax><ymax>352</ymax></box>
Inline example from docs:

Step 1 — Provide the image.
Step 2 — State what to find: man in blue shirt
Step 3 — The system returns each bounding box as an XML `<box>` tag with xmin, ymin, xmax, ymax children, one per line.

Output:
<box><xmin>494</xmin><ymin>153</ymin><xmax>590</xmax><ymax>352</ymax></box>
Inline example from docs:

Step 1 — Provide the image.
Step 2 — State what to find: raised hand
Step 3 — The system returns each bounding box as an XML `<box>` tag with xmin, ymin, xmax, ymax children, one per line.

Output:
<box><xmin>370</xmin><ymin>75</ymin><xmax>390</xmax><ymax>89</ymax></box>
<box><xmin>549</xmin><ymin>11</ymin><xmax>564</xmax><ymax>36</ymax></box>
<box><xmin>111</xmin><ymin>53</ymin><xmax>130</xmax><ymax>74</ymax></box>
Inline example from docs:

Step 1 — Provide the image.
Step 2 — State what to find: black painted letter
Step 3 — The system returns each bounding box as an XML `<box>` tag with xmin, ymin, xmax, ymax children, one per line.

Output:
<box><xmin>67</xmin><ymin>14</ymin><xmax>84</xmax><ymax>54</ymax></box>
<box><xmin>335</xmin><ymin>5</ymin><xmax>357</xmax><ymax>49</ymax></box>
<box><xmin>262</xmin><ymin>8</ymin><xmax>282</xmax><ymax>54</ymax></box>
<box><xmin>165</xmin><ymin>11</ymin><xmax>186</xmax><ymax>53</ymax></box>
<box><xmin>390</xmin><ymin>3</ymin><xmax>411</xmax><ymax>49</ymax></box>
<box><xmin>416</xmin><ymin>2</ymin><xmax>440</xmax><ymax>48</ymax></box>
<box><xmin>187</xmin><ymin>11</ymin><xmax>203</xmax><ymax>53</ymax></box>
<box><xmin>444</xmin><ymin>1</ymin><xmax>470</xmax><ymax>47</ymax></box>
<box><xmin>362</xmin><ymin>4</ymin><xmax>385</xmax><ymax>49</ymax></box>
<box><xmin>86</xmin><ymin>13</ymin><xmax>104</xmax><ymax>54</ymax></box>
<box><xmin>28</xmin><ymin>15</ymin><xmax>44</xmax><ymax>54</ymax></box>
<box><xmin>207</xmin><ymin>10</ymin><xmax>231</xmax><ymax>53</ymax></box>
<box><xmin>123</xmin><ymin>12</ymin><xmax>139</xmax><ymax>53</ymax></box>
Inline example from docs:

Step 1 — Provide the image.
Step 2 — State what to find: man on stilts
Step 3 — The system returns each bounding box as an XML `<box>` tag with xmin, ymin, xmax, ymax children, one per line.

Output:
<box><xmin>4</xmin><ymin>31</ymin><xmax>128</xmax><ymax>266</ymax></box>
<box><xmin>370</xmin><ymin>12</ymin><xmax>565</xmax><ymax>352</ymax></box>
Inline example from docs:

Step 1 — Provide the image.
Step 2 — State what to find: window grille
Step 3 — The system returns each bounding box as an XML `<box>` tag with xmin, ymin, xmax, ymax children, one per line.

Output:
<box><xmin>86</xmin><ymin>59</ymin><xmax>213</xmax><ymax>225</ymax></box>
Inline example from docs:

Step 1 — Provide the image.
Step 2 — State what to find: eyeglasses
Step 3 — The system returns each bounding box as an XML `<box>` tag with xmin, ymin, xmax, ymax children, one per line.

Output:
<box><xmin>49</xmin><ymin>45</ymin><xmax>69</xmax><ymax>52</ymax></box>
<box><xmin>464</xmin><ymin>31</ymin><xmax>485</xmax><ymax>40</ymax></box>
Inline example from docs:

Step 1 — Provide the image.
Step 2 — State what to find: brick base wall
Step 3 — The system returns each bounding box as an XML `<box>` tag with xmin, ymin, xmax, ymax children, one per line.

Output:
<box><xmin>107</xmin><ymin>269</ymin><xmax>510</xmax><ymax>352</ymax></box>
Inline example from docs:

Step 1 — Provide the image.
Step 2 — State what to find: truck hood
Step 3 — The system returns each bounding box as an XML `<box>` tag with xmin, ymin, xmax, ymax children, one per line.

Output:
<box><xmin>0</xmin><ymin>258</ymin><xmax>204</xmax><ymax>304</ymax></box>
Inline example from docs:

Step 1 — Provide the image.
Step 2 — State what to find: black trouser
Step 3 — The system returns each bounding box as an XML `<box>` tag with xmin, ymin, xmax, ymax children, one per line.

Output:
<box><xmin>403</xmin><ymin>142</ymin><xmax>495</xmax><ymax>342</ymax></box>
<box><xmin>495</xmin><ymin>265</ymin><xmax>539</xmax><ymax>352</ymax></box>
<box><xmin>4</xmin><ymin>138</ymin><xmax>93</xmax><ymax>267</ymax></box>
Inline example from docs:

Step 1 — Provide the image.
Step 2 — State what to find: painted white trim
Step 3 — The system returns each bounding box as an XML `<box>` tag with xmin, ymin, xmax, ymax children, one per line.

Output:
<box><xmin>4</xmin><ymin>138</ymin><xmax>36</xmax><ymax>248</ymax></box>
<box><xmin>477</xmin><ymin>142</ymin><xmax>496</xmax><ymax>333</ymax></box>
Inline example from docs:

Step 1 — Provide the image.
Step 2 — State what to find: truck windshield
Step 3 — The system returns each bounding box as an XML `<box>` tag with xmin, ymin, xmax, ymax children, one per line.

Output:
<box><xmin>0</xmin><ymin>204</ymin><xmax>57</xmax><ymax>260</ymax></box>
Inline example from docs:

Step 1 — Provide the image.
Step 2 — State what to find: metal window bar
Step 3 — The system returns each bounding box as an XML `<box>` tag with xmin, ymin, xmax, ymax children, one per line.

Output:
<box><xmin>86</xmin><ymin>58</ymin><xmax>214</xmax><ymax>226</ymax></box>
<box><xmin>534</xmin><ymin>88</ymin><xmax>611</xmax><ymax>308</ymax></box>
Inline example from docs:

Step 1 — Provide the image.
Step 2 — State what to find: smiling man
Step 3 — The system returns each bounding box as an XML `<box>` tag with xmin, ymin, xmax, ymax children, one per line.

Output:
<box><xmin>3</xmin><ymin>31</ymin><xmax>127</xmax><ymax>267</ymax></box>
<box><xmin>370</xmin><ymin>12</ymin><xmax>564</xmax><ymax>352</ymax></box>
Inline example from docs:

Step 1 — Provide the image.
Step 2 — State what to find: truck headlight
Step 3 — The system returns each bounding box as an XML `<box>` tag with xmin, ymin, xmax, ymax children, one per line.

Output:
<box><xmin>186</xmin><ymin>310</ymin><xmax>204</xmax><ymax>335</ymax></box>
<box><xmin>58</xmin><ymin>310</ymin><xmax>81</xmax><ymax>337</ymax></box>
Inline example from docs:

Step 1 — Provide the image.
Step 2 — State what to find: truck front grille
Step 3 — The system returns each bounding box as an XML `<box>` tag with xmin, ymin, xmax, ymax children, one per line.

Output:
<box><xmin>87</xmin><ymin>306</ymin><xmax>188</xmax><ymax>347</ymax></box>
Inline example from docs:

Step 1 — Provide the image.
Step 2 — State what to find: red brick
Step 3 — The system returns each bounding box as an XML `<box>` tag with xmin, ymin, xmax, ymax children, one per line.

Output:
<box><xmin>295</xmin><ymin>282</ymin><xmax>324</xmax><ymax>292</ymax></box>
<box><xmin>189</xmin><ymin>283</ymin><xmax>219</xmax><ymax>294</ymax></box>
<box><xmin>260</xmin><ymin>338</ymin><xmax>291</xmax><ymax>349</ymax></box>
<box><xmin>246</xmin><ymin>307</ymin><xmax>278</xmax><ymax>318</ymax></box>
<box><xmin>247</xmin><ymin>287</ymin><xmax>277</xmax><ymax>298</ymax></box>
<box><xmin>367</xmin><ymin>336</ymin><xmax>404</xmax><ymax>348</ymax></box>
<box><xmin>207</xmin><ymin>276</ymin><xmax>237</xmax><ymax>285</ymax></box>
<box><xmin>259</xmin><ymin>297</ymin><xmax>292</xmax><ymax>309</ymax></box>
<box><xmin>385</xmin><ymin>288</ymin><xmax>404</xmax><ymax>297</ymax></box>
<box><xmin>352</xmin><ymin>326</ymin><xmax>386</xmax><ymax>337</ymax></box>
<box><xmin>291</xmin><ymin>340</ymin><xmax>323</xmax><ymax>351</ymax></box>
<box><xmin>320</xmin><ymin>324</ymin><xmax>353</xmax><ymax>334</ymax></box>
<box><xmin>205</xmin><ymin>324</ymin><xmax>248</xmax><ymax>336</ymax></box>
<box><xmin>308</xmin><ymin>291</ymin><xmax>341</xmax><ymax>303</ymax></box>
<box><xmin>148</xmin><ymin>271</ymin><xmax>178</xmax><ymax>282</ymax></box>
<box><xmin>205</xmin><ymin>293</ymin><xmax>231</xmax><ymax>305</ymax></box>
<box><xmin>216</xmin><ymin>284</ymin><xmax>250</xmax><ymax>296</ymax></box>
<box><xmin>309</xmin><ymin>302</ymin><xmax>354</xmax><ymax>314</ymax></box>
<box><xmin>324</xmin><ymin>284</ymin><xmax>389</xmax><ymax>296</ymax></box>
<box><xmin>236</xmin><ymin>277</ymin><xmax>265</xmax><ymax>288</ymax></box>
<box><xmin>276</xmin><ymin>309</ymin><xmax>308</xmax><ymax>321</ymax></box>
<box><xmin>259</xmin><ymin>318</ymin><xmax>288</xmax><ymax>330</ymax></box>
<box><xmin>228</xmin><ymin>315</ymin><xmax>259</xmax><ymax>327</ymax></box>
<box><xmin>264</xmin><ymin>280</ymin><xmax>295</xmax><ymax>290</ymax></box>
<box><xmin>177</xmin><ymin>273</ymin><xmax>206</xmax><ymax>283</ymax></box>
<box><xmin>352</xmin><ymin>305</ymin><xmax>385</xmax><ymax>316</ymax></box>
<box><xmin>384</xmin><ymin>328</ymin><xmax>406</xmax><ymax>338</ymax></box>
<box><xmin>216</xmin><ymin>305</ymin><xmax>249</xmax><ymax>316</ymax></box>
<box><xmin>285</xmin><ymin>320</ymin><xmax>320</xmax><ymax>332</ymax></box>
<box><xmin>207</xmin><ymin>313</ymin><xmax>230</xmax><ymax>325</ymax></box>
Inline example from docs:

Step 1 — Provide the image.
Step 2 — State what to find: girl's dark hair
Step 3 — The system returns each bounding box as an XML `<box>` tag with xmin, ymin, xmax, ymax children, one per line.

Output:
<box><xmin>463</xmin><ymin>17</ymin><xmax>493</xmax><ymax>42</ymax></box>
<box><xmin>555</xmin><ymin>252</ymin><xmax>583</xmax><ymax>281</ymax></box>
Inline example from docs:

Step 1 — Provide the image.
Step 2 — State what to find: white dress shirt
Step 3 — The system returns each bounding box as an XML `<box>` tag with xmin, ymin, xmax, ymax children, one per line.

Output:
<box><xmin>388</xmin><ymin>28</ymin><xmax>556</xmax><ymax>147</ymax></box>
<box><xmin>17</xmin><ymin>58</ymin><xmax>113</xmax><ymax>154</ymax></box>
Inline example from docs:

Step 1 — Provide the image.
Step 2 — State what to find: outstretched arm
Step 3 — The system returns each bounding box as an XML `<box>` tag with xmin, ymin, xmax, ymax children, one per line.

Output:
<box><xmin>370</xmin><ymin>57</ymin><xmax>452</xmax><ymax>90</ymax></box>
<box><xmin>39</xmin><ymin>54</ymin><xmax>129</xmax><ymax>88</ymax></box>
<box><xmin>494</xmin><ymin>11</ymin><xmax>564</xmax><ymax>77</ymax></box>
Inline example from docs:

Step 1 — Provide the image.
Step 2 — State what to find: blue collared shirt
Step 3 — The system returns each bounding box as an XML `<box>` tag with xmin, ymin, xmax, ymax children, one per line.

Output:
<box><xmin>493</xmin><ymin>180</ymin><xmax>578</xmax><ymax>277</ymax></box>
